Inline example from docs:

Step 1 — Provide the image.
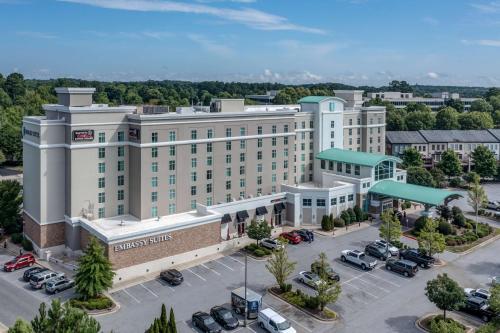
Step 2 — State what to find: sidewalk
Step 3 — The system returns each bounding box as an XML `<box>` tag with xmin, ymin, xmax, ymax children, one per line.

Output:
<box><xmin>306</xmin><ymin>221</ymin><xmax>376</xmax><ymax>238</ymax></box>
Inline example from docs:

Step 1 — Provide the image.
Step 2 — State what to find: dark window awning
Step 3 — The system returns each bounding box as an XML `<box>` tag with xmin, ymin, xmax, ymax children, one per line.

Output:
<box><xmin>236</xmin><ymin>210</ymin><xmax>249</xmax><ymax>222</ymax></box>
<box><xmin>274</xmin><ymin>202</ymin><xmax>286</xmax><ymax>213</ymax></box>
<box><xmin>221</xmin><ymin>214</ymin><xmax>232</xmax><ymax>224</ymax></box>
<box><xmin>255</xmin><ymin>206</ymin><xmax>268</xmax><ymax>216</ymax></box>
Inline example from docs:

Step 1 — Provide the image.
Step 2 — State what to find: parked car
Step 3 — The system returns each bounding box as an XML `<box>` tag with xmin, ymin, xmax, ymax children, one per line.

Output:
<box><xmin>279</xmin><ymin>232</ymin><xmax>302</xmax><ymax>244</ymax></box>
<box><xmin>210</xmin><ymin>306</ymin><xmax>239</xmax><ymax>330</ymax></box>
<box><xmin>340</xmin><ymin>250</ymin><xmax>377</xmax><ymax>270</ymax></box>
<box><xmin>299</xmin><ymin>229</ymin><xmax>314</xmax><ymax>241</ymax></box>
<box><xmin>192</xmin><ymin>311</ymin><xmax>222</xmax><ymax>333</ymax></box>
<box><xmin>231</xmin><ymin>287</ymin><xmax>262</xmax><ymax>319</ymax></box>
<box><xmin>385</xmin><ymin>259</ymin><xmax>418</xmax><ymax>277</ymax></box>
<box><xmin>258</xmin><ymin>308</ymin><xmax>296</xmax><ymax>333</ymax></box>
<box><xmin>460</xmin><ymin>296</ymin><xmax>495</xmax><ymax>322</ymax></box>
<box><xmin>486</xmin><ymin>201</ymin><xmax>500</xmax><ymax>211</ymax></box>
<box><xmin>464</xmin><ymin>288</ymin><xmax>491</xmax><ymax>300</ymax></box>
<box><xmin>311</xmin><ymin>262</ymin><xmax>340</xmax><ymax>282</ymax></box>
<box><xmin>23</xmin><ymin>267</ymin><xmax>48</xmax><ymax>282</ymax></box>
<box><xmin>293</xmin><ymin>229</ymin><xmax>312</xmax><ymax>242</ymax></box>
<box><xmin>374</xmin><ymin>239</ymin><xmax>399</xmax><ymax>256</ymax></box>
<box><xmin>45</xmin><ymin>277</ymin><xmax>74</xmax><ymax>294</ymax></box>
<box><xmin>160</xmin><ymin>269</ymin><xmax>183</xmax><ymax>285</ymax></box>
<box><xmin>298</xmin><ymin>271</ymin><xmax>324</xmax><ymax>289</ymax></box>
<box><xmin>365</xmin><ymin>243</ymin><xmax>391</xmax><ymax>261</ymax></box>
<box><xmin>399</xmin><ymin>249</ymin><xmax>435</xmax><ymax>268</ymax></box>
<box><xmin>260</xmin><ymin>238</ymin><xmax>283</xmax><ymax>251</ymax></box>
<box><xmin>30</xmin><ymin>271</ymin><xmax>64</xmax><ymax>289</ymax></box>
<box><xmin>3</xmin><ymin>253</ymin><xmax>35</xmax><ymax>272</ymax></box>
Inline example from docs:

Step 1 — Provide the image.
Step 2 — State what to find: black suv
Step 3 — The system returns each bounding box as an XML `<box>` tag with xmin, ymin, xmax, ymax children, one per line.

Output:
<box><xmin>192</xmin><ymin>311</ymin><xmax>222</xmax><ymax>333</ymax></box>
<box><xmin>399</xmin><ymin>249</ymin><xmax>435</xmax><ymax>268</ymax></box>
<box><xmin>23</xmin><ymin>267</ymin><xmax>48</xmax><ymax>282</ymax></box>
<box><xmin>460</xmin><ymin>296</ymin><xmax>495</xmax><ymax>322</ymax></box>
<box><xmin>385</xmin><ymin>259</ymin><xmax>418</xmax><ymax>277</ymax></box>
<box><xmin>210</xmin><ymin>306</ymin><xmax>239</xmax><ymax>330</ymax></box>
<box><xmin>160</xmin><ymin>269</ymin><xmax>183</xmax><ymax>285</ymax></box>
<box><xmin>365</xmin><ymin>243</ymin><xmax>391</xmax><ymax>260</ymax></box>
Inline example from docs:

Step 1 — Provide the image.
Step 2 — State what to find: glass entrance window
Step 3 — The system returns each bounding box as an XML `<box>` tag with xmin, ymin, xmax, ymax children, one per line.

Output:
<box><xmin>375</xmin><ymin>161</ymin><xmax>394</xmax><ymax>181</ymax></box>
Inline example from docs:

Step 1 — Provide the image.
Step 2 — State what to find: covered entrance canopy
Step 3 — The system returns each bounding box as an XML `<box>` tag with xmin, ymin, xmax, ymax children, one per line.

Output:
<box><xmin>369</xmin><ymin>180</ymin><xmax>462</xmax><ymax>207</ymax></box>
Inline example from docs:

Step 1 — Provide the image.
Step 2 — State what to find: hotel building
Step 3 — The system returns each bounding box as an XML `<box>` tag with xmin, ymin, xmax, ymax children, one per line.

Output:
<box><xmin>366</xmin><ymin>91</ymin><xmax>478</xmax><ymax>111</ymax></box>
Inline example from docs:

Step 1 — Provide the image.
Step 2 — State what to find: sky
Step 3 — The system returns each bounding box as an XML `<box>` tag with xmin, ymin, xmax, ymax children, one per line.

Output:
<box><xmin>0</xmin><ymin>0</ymin><xmax>500</xmax><ymax>86</ymax></box>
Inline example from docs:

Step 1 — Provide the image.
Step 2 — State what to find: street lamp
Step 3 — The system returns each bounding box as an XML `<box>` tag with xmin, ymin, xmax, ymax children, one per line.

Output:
<box><xmin>243</xmin><ymin>249</ymin><xmax>248</xmax><ymax>327</ymax></box>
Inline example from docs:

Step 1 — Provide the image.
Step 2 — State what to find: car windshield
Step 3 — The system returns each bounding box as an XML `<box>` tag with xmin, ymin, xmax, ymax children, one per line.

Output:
<box><xmin>203</xmin><ymin>317</ymin><xmax>215</xmax><ymax>325</ymax></box>
<box><xmin>221</xmin><ymin>311</ymin><xmax>233</xmax><ymax>319</ymax></box>
<box><xmin>276</xmin><ymin>321</ymin><xmax>291</xmax><ymax>330</ymax></box>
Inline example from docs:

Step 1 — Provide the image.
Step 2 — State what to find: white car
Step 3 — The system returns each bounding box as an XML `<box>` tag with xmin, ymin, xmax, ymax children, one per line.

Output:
<box><xmin>260</xmin><ymin>238</ymin><xmax>283</xmax><ymax>250</ymax></box>
<box><xmin>298</xmin><ymin>271</ymin><xmax>324</xmax><ymax>289</ymax></box>
<box><xmin>258</xmin><ymin>308</ymin><xmax>296</xmax><ymax>333</ymax></box>
<box><xmin>375</xmin><ymin>240</ymin><xmax>399</xmax><ymax>256</ymax></box>
<box><xmin>486</xmin><ymin>201</ymin><xmax>500</xmax><ymax>211</ymax></box>
<box><xmin>464</xmin><ymin>288</ymin><xmax>491</xmax><ymax>300</ymax></box>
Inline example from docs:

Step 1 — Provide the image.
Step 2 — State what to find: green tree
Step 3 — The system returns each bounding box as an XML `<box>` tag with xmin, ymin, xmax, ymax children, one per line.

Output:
<box><xmin>435</xmin><ymin>107</ymin><xmax>460</xmax><ymax>130</ymax></box>
<box><xmin>168</xmin><ymin>307</ymin><xmax>177</xmax><ymax>333</ymax></box>
<box><xmin>430</xmin><ymin>168</ymin><xmax>446</xmax><ymax>188</ymax></box>
<box><xmin>464</xmin><ymin>171</ymin><xmax>480</xmax><ymax>184</ymax></box>
<box><xmin>402</xmin><ymin>147</ymin><xmax>423</xmax><ymax>168</ymax></box>
<box><xmin>407</xmin><ymin>166</ymin><xmax>435</xmax><ymax>187</ymax></box>
<box><xmin>459</xmin><ymin>112</ymin><xmax>494</xmax><ymax>129</ymax></box>
<box><xmin>247</xmin><ymin>220</ymin><xmax>272</xmax><ymax>245</ymax></box>
<box><xmin>0</xmin><ymin>180</ymin><xmax>23</xmax><ymax>233</ymax></box>
<box><xmin>468</xmin><ymin>180</ymin><xmax>487</xmax><ymax>236</ymax></box>
<box><xmin>145</xmin><ymin>304</ymin><xmax>177</xmax><ymax>333</ymax></box>
<box><xmin>437</xmin><ymin>150</ymin><xmax>462</xmax><ymax>178</ymax></box>
<box><xmin>0</xmin><ymin>106</ymin><xmax>23</xmax><ymax>161</ymax></box>
<box><xmin>379</xmin><ymin>209</ymin><xmax>402</xmax><ymax>243</ymax></box>
<box><xmin>312</xmin><ymin>252</ymin><xmax>331</xmax><ymax>280</ymax></box>
<box><xmin>425</xmin><ymin>273</ymin><xmax>466</xmax><ymax>320</ymax></box>
<box><xmin>445</xmin><ymin>98</ymin><xmax>464</xmax><ymax>113</ymax></box>
<box><xmin>417</xmin><ymin>218</ymin><xmax>446</xmax><ymax>257</ymax></box>
<box><xmin>31</xmin><ymin>302</ymin><xmax>49</xmax><ymax>333</ymax></box>
<box><xmin>321</xmin><ymin>215</ymin><xmax>333</xmax><ymax>231</ymax></box>
<box><xmin>472</xmin><ymin>145</ymin><xmax>497</xmax><ymax>179</ymax></box>
<box><xmin>489</xmin><ymin>284</ymin><xmax>500</xmax><ymax>315</ymax></box>
<box><xmin>75</xmin><ymin>237</ymin><xmax>115</xmax><ymax>300</ymax></box>
<box><xmin>0</xmin><ymin>88</ymin><xmax>13</xmax><ymax>107</ymax></box>
<box><xmin>315</xmin><ymin>279</ymin><xmax>341</xmax><ymax>311</ymax></box>
<box><xmin>4</xmin><ymin>73</ymin><xmax>26</xmax><ymax>101</ymax></box>
<box><xmin>8</xmin><ymin>319</ymin><xmax>33</xmax><ymax>333</ymax></box>
<box><xmin>265</xmin><ymin>246</ymin><xmax>296</xmax><ymax>291</ymax></box>
<box><xmin>406</xmin><ymin>110</ymin><xmax>435</xmax><ymax>130</ymax></box>
<box><xmin>386</xmin><ymin>108</ymin><xmax>407</xmax><ymax>131</ymax></box>
<box><xmin>470</xmin><ymin>98</ymin><xmax>494</xmax><ymax>113</ymax></box>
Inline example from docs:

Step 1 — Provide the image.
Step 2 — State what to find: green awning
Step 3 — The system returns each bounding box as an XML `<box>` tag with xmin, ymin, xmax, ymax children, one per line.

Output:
<box><xmin>369</xmin><ymin>180</ymin><xmax>462</xmax><ymax>206</ymax></box>
<box><xmin>298</xmin><ymin>96</ymin><xmax>346</xmax><ymax>104</ymax></box>
<box><xmin>316</xmin><ymin>148</ymin><xmax>402</xmax><ymax>167</ymax></box>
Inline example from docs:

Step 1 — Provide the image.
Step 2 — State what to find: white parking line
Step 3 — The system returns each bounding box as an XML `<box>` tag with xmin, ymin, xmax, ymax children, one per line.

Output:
<box><xmin>140</xmin><ymin>283</ymin><xmax>159</xmax><ymax>298</ymax></box>
<box><xmin>123</xmin><ymin>289</ymin><xmax>141</xmax><ymax>303</ymax></box>
<box><xmin>355</xmin><ymin>278</ymin><xmax>391</xmax><ymax>293</ymax></box>
<box><xmin>201</xmin><ymin>263</ymin><xmax>221</xmax><ymax>276</ymax></box>
<box><xmin>186</xmin><ymin>268</ymin><xmax>207</xmax><ymax>282</ymax></box>
<box><xmin>366</xmin><ymin>271</ymin><xmax>401</xmax><ymax>287</ymax></box>
<box><xmin>185</xmin><ymin>281</ymin><xmax>192</xmax><ymax>287</ymax></box>
<box><xmin>213</xmin><ymin>259</ymin><xmax>234</xmax><ymax>271</ymax></box>
<box><xmin>154</xmin><ymin>279</ymin><xmax>175</xmax><ymax>291</ymax></box>
<box><xmin>246</xmin><ymin>326</ymin><xmax>258</xmax><ymax>333</ymax></box>
<box><xmin>343</xmin><ymin>282</ymin><xmax>379</xmax><ymax>299</ymax></box>
<box><xmin>229</xmin><ymin>255</ymin><xmax>245</xmax><ymax>266</ymax></box>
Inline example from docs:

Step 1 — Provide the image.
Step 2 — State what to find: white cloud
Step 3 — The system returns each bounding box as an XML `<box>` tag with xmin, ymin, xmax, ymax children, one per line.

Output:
<box><xmin>462</xmin><ymin>38</ymin><xmax>500</xmax><ymax>46</ymax></box>
<box><xmin>59</xmin><ymin>0</ymin><xmax>325</xmax><ymax>34</ymax></box>
<box><xmin>16</xmin><ymin>31</ymin><xmax>57</xmax><ymax>39</ymax></box>
<box><xmin>187</xmin><ymin>33</ymin><xmax>234</xmax><ymax>56</ymax></box>
<box><xmin>470</xmin><ymin>1</ymin><xmax>500</xmax><ymax>13</ymax></box>
<box><xmin>85</xmin><ymin>30</ymin><xmax>174</xmax><ymax>39</ymax></box>
<box><xmin>426</xmin><ymin>72</ymin><xmax>439</xmax><ymax>79</ymax></box>
<box><xmin>422</xmin><ymin>16</ymin><xmax>439</xmax><ymax>26</ymax></box>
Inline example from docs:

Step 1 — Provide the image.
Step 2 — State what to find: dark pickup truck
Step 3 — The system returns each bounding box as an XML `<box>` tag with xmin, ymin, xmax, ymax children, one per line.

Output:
<box><xmin>399</xmin><ymin>249</ymin><xmax>435</xmax><ymax>268</ymax></box>
<box><xmin>460</xmin><ymin>296</ymin><xmax>496</xmax><ymax>322</ymax></box>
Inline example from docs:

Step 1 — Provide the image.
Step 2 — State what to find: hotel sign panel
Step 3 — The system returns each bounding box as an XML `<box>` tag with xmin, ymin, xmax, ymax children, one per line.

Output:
<box><xmin>113</xmin><ymin>234</ymin><xmax>173</xmax><ymax>252</ymax></box>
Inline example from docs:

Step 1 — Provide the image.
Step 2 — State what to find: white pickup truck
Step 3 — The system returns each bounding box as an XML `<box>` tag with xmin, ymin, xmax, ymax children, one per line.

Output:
<box><xmin>340</xmin><ymin>249</ymin><xmax>377</xmax><ymax>270</ymax></box>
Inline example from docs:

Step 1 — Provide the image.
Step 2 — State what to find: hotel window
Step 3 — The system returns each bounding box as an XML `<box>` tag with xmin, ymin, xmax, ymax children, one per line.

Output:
<box><xmin>272</xmin><ymin>162</ymin><xmax>277</xmax><ymax>170</ymax></box>
<box><xmin>118</xmin><ymin>204</ymin><xmax>124</xmax><ymax>215</ymax></box>
<box><xmin>98</xmin><ymin>192</ymin><xmax>105</xmax><ymax>204</ymax></box>
<box><xmin>284</xmin><ymin>124</ymin><xmax>289</xmax><ymax>132</ymax></box>
<box><xmin>331</xmin><ymin>142</ymin><xmax>335</xmax><ymax>148</ymax></box>
<box><xmin>169</xmin><ymin>189</ymin><xmax>176</xmax><ymax>199</ymax></box>
<box><xmin>349</xmin><ymin>129</ymin><xmax>352</xmax><ymax>136</ymax></box>
<box><xmin>118</xmin><ymin>190</ymin><xmax>125</xmax><ymax>201</ymax></box>
<box><xmin>329</xmin><ymin>102</ymin><xmax>335</xmax><ymax>111</ymax></box>
<box><xmin>118</xmin><ymin>146</ymin><xmax>124</xmax><ymax>157</ymax></box>
<box><xmin>337</xmin><ymin>162</ymin><xmax>342</xmax><ymax>172</ymax></box>
<box><xmin>257</xmin><ymin>176</ymin><xmax>262</xmax><ymax>185</ymax></box>
<box><xmin>240</xmin><ymin>153</ymin><xmax>245</xmax><ymax>162</ymax></box>
<box><xmin>331</xmin><ymin>198</ymin><xmax>337</xmax><ymax>205</ymax></box>
<box><xmin>98</xmin><ymin>207</ymin><xmax>105</xmax><ymax>219</ymax></box>
<box><xmin>169</xmin><ymin>175</ymin><xmax>176</xmax><ymax>185</ymax></box>
<box><xmin>317</xmin><ymin>199</ymin><xmax>326</xmax><ymax>207</ymax></box>
<box><xmin>151</xmin><ymin>132</ymin><xmax>158</xmax><ymax>143</ymax></box>
<box><xmin>357</xmin><ymin>138</ymin><xmax>361</xmax><ymax>145</ymax></box>
<box><xmin>226</xmin><ymin>194</ymin><xmax>231</xmax><ymax>203</ymax></box>
<box><xmin>272</xmin><ymin>150</ymin><xmax>277</xmax><ymax>158</ymax></box>
<box><xmin>207</xmin><ymin>156</ymin><xmax>213</xmax><ymax>166</ymax></box>
<box><xmin>257</xmin><ymin>126</ymin><xmax>263</xmax><ymax>135</ymax></box>
<box><xmin>284</xmin><ymin>148</ymin><xmax>289</xmax><ymax>157</ymax></box>
<box><xmin>240</xmin><ymin>140</ymin><xmax>245</xmax><ymax>149</ymax></box>
<box><xmin>151</xmin><ymin>206</ymin><xmax>158</xmax><ymax>218</ymax></box>
<box><xmin>357</xmin><ymin>128</ymin><xmax>360</xmax><ymax>135</ymax></box>
<box><xmin>226</xmin><ymin>154</ymin><xmax>232</xmax><ymax>164</ymax></box>
<box><xmin>310</xmin><ymin>132</ymin><xmax>313</xmax><ymax>139</ymax></box>
<box><xmin>375</xmin><ymin>161</ymin><xmax>394</xmax><ymax>181</ymax></box>
<box><xmin>98</xmin><ymin>132</ymin><xmax>105</xmax><ymax>143</ymax></box>
<box><xmin>206</xmin><ymin>197</ymin><xmax>213</xmax><ymax>206</ymax></box>
<box><xmin>283</xmin><ymin>172</ymin><xmax>288</xmax><ymax>181</ymax></box>
<box><xmin>348</xmin><ymin>194</ymin><xmax>354</xmax><ymax>202</ymax></box>
<box><xmin>330</xmin><ymin>131</ymin><xmax>335</xmax><ymax>139</ymax></box>
<box><xmin>345</xmin><ymin>164</ymin><xmax>351</xmax><ymax>174</ymax></box>
<box><xmin>240</xmin><ymin>127</ymin><xmax>246</xmax><ymax>136</ymax></box>
<box><xmin>284</xmin><ymin>160</ymin><xmax>288</xmax><ymax>169</ymax></box>
<box><xmin>301</xmin><ymin>121</ymin><xmax>306</xmax><ymax>129</ymax></box>
<box><xmin>226</xmin><ymin>141</ymin><xmax>232</xmax><ymax>151</ymax></box>
<box><xmin>257</xmin><ymin>151</ymin><xmax>262</xmax><ymax>160</ymax></box>
<box><xmin>302</xmin><ymin>199</ymin><xmax>312</xmax><ymax>206</ymax></box>
<box><xmin>272</xmin><ymin>174</ymin><xmax>276</xmax><ymax>183</ymax></box>
<box><xmin>301</xmin><ymin>143</ymin><xmax>305</xmax><ymax>151</ymax></box>
<box><xmin>151</xmin><ymin>147</ymin><xmax>158</xmax><ymax>158</ymax></box>
<box><xmin>191</xmin><ymin>172</ymin><xmax>197</xmax><ymax>182</ymax></box>
<box><xmin>191</xmin><ymin>144</ymin><xmax>197</xmax><ymax>154</ymax></box>
<box><xmin>98</xmin><ymin>177</ymin><xmax>105</xmax><ymax>189</ymax></box>
<box><xmin>349</xmin><ymin>119</ymin><xmax>353</xmax><ymax>126</ymax></box>
<box><xmin>168</xmin><ymin>204</ymin><xmax>176</xmax><ymax>214</ymax></box>
<box><xmin>191</xmin><ymin>186</ymin><xmax>197</xmax><ymax>195</ymax></box>
<box><xmin>301</xmin><ymin>132</ymin><xmax>306</xmax><ymax>140</ymax></box>
<box><xmin>257</xmin><ymin>164</ymin><xmax>263</xmax><ymax>173</ymax></box>
<box><xmin>240</xmin><ymin>191</ymin><xmax>246</xmax><ymax>198</ymax></box>
<box><xmin>206</xmin><ymin>183</ymin><xmax>212</xmax><ymax>193</ymax></box>
<box><xmin>370</xmin><ymin>128</ymin><xmax>373</xmax><ymax>135</ymax></box>
<box><xmin>98</xmin><ymin>148</ymin><xmax>105</xmax><ymax>159</ymax></box>
<box><xmin>151</xmin><ymin>162</ymin><xmax>158</xmax><ymax>172</ymax></box>
<box><xmin>349</xmin><ymin>138</ymin><xmax>353</xmax><ymax>145</ymax></box>
<box><xmin>369</xmin><ymin>137</ymin><xmax>373</xmax><ymax>144</ymax></box>
<box><xmin>272</xmin><ymin>137</ymin><xmax>277</xmax><ymax>146</ymax></box>
<box><xmin>339</xmin><ymin>196</ymin><xmax>345</xmax><ymax>203</ymax></box>
<box><xmin>272</xmin><ymin>125</ymin><xmax>277</xmax><ymax>134</ymax></box>
<box><xmin>191</xmin><ymin>158</ymin><xmax>197</xmax><ymax>168</ymax></box>
<box><xmin>225</xmin><ymin>167</ymin><xmax>231</xmax><ymax>177</ymax></box>
<box><xmin>378</xmin><ymin>127</ymin><xmax>381</xmax><ymax>134</ymax></box>
<box><xmin>206</xmin><ymin>170</ymin><xmax>212</xmax><ymax>180</ymax></box>
<box><xmin>98</xmin><ymin>162</ymin><xmax>105</xmax><ymax>173</ymax></box>
<box><xmin>240</xmin><ymin>179</ymin><xmax>245</xmax><ymax>187</ymax></box>
<box><xmin>207</xmin><ymin>143</ymin><xmax>212</xmax><ymax>153</ymax></box>
<box><xmin>354</xmin><ymin>165</ymin><xmax>360</xmax><ymax>176</ymax></box>
<box><xmin>257</xmin><ymin>139</ymin><xmax>263</xmax><ymax>148</ymax></box>
<box><xmin>191</xmin><ymin>200</ymin><xmax>197</xmax><ymax>209</ymax></box>
<box><xmin>151</xmin><ymin>177</ymin><xmax>158</xmax><ymax>187</ymax></box>
<box><xmin>310</xmin><ymin>120</ymin><xmax>314</xmax><ymax>128</ymax></box>
<box><xmin>207</xmin><ymin>129</ymin><xmax>213</xmax><ymax>138</ymax></box>
<box><xmin>169</xmin><ymin>160</ymin><xmax>175</xmax><ymax>171</ymax></box>
<box><xmin>226</xmin><ymin>128</ymin><xmax>232</xmax><ymax>137</ymax></box>
<box><xmin>284</xmin><ymin>137</ymin><xmax>288</xmax><ymax>145</ymax></box>
<box><xmin>240</xmin><ymin>165</ymin><xmax>245</xmax><ymax>175</ymax></box>
<box><xmin>169</xmin><ymin>131</ymin><xmax>176</xmax><ymax>141</ymax></box>
<box><xmin>169</xmin><ymin>146</ymin><xmax>176</xmax><ymax>156</ymax></box>
<box><xmin>257</xmin><ymin>188</ymin><xmax>262</xmax><ymax>195</ymax></box>
<box><xmin>191</xmin><ymin>130</ymin><xmax>197</xmax><ymax>140</ymax></box>
<box><xmin>118</xmin><ymin>175</ymin><xmax>124</xmax><ymax>186</ymax></box>
<box><xmin>301</xmin><ymin>154</ymin><xmax>305</xmax><ymax>162</ymax></box>
<box><xmin>118</xmin><ymin>131</ymin><xmax>125</xmax><ymax>142</ymax></box>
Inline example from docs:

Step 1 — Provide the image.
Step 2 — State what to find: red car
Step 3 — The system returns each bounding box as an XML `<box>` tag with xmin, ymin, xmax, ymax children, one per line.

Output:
<box><xmin>280</xmin><ymin>232</ymin><xmax>302</xmax><ymax>244</ymax></box>
<box><xmin>3</xmin><ymin>253</ymin><xmax>35</xmax><ymax>272</ymax></box>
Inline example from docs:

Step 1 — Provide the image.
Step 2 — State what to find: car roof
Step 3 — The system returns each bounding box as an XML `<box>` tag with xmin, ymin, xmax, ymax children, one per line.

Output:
<box><xmin>260</xmin><ymin>308</ymin><xmax>286</xmax><ymax>323</ymax></box>
<box><xmin>398</xmin><ymin>259</ymin><xmax>417</xmax><ymax>266</ymax></box>
<box><xmin>468</xmin><ymin>296</ymin><xmax>486</xmax><ymax>304</ymax></box>
<box><xmin>195</xmin><ymin>311</ymin><xmax>210</xmax><ymax>317</ymax></box>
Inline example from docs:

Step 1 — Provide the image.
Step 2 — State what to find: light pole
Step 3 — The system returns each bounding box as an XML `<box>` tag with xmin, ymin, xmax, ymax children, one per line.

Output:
<box><xmin>243</xmin><ymin>250</ymin><xmax>248</xmax><ymax>327</ymax></box>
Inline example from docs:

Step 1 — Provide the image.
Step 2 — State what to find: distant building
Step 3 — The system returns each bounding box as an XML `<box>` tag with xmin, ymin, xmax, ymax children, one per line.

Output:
<box><xmin>366</xmin><ymin>91</ymin><xmax>478</xmax><ymax>111</ymax></box>
<box><xmin>245</xmin><ymin>90</ymin><xmax>279</xmax><ymax>104</ymax></box>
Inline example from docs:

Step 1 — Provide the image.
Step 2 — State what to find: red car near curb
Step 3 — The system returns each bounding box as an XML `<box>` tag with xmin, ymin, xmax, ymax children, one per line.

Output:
<box><xmin>3</xmin><ymin>253</ymin><xmax>36</xmax><ymax>272</ymax></box>
<box><xmin>280</xmin><ymin>232</ymin><xmax>302</xmax><ymax>244</ymax></box>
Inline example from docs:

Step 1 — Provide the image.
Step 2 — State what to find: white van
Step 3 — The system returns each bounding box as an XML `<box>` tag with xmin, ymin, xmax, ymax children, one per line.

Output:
<box><xmin>257</xmin><ymin>308</ymin><xmax>296</xmax><ymax>333</ymax></box>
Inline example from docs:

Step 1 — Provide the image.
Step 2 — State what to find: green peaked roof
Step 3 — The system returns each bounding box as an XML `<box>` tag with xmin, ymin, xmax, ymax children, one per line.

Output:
<box><xmin>299</xmin><ymin>96</ymin><xmax>336</xmax><ymax>103</ymax></box>
<box><xmin>369</xmin><ymin>180</ymin><xmax>462</xmax><ymax>206</ymax></box>
<box><xmin>316</xmin><ymin>148</ymin><xmax>402</xmax><ymax>167</ymax></box>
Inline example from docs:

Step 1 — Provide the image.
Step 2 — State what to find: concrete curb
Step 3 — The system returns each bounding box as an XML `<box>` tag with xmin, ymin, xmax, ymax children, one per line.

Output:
<box><xmin>415</xmin><ymin>313</ymin><xmax>474</xmax><ymax>333</ymax></box>
<box><xmin>87</xmin><ymin>294</ymin><xmax>121</xmax><ymax>317</ymax></box>
<box><xmin>267</xmin><ymin>287</ymin><xmax>338</xmax><ymax>323</ymax></box>
<box><xmin>312</xmin><ymin>222</ymin><xmax>373</xmax><ymax>238</ymax></box>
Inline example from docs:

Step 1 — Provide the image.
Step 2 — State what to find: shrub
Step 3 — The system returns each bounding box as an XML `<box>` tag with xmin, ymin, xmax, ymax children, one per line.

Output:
<box><xmin>10</xmin><ymin>233</ymin><xmax>23</xmax><ymax>244</ymax></box>
<box><xmin>333</xmin><ymin>218</ymin><xmax>345</xmax><ymax>228</ymax></box>
<box><xmin>280</xmin><ymin>283</ymin><xmax>292</xmax><ymax>292</ymax></box>
<box><xmin>341</xmin><ymin>211</ymin><xmax>351</xmax><ymax>225</ymax></box>
<box><xmin>347</xmin><ymin>208</ymin><xmax>356</xmax><ymax>223</ymax></box>
<box><xmin>451</xmin><ymin>206</ymin><xmax>462</xmax><ymax>217</ymax></box>
<box><xmin>449</xmin><ymin>177</ymin><xmax>463</xmax><ymax>187</ymax></box>
<box><xmin>403</xmin><ymin>201</ymin><xmax>412</xmax><ymax>209</ymax></box>
<box><xmin>261</xmin><ymin>247</ymin><xmax>272</xmax><ymax>255</ymax></box>
<box><xmin>452</xmin><ymin>213</ymin><xmax>466</xmax><ymax>228</ymax></box>
<box><xmin>414</xmin><ymin>216</ymin><xmax>427</xmax><ymax>233</ymax></box>
<box><xmin>21</xmin><ymin>237</ymin><xmax>33</xmax><ymax>251</ymax></box>
<box><xmin>437</xmin><ymin>220</ymin><xmax>454</xmax><ymax>235</ymax></box>
<box><xmin>353</xmin><ymin>205</ymin><xmax>363</xmax><ymax>222</ymax></box>
<box><xmin>429</xmin><ymin>315</ymin><xmax>465</xmax><ymax>333</ymax></box>
<box><xmin>478</xmin><ymin>209</ymin><xmax>485</xmax><ymax>216</ymax></box>
<box><xmin>304</xmin><ymin>295</ymin><xmax>320</xmax><ymax>310</ymax></box>
<box><xmin>253</xmin><ymin>249</ymin><xmax>266</xmax><ymax>257</ymax></box>
<box><xmin>321</xmin><ymin>215</ymin><xmax>333</xmax><ymax>231</ymax></box>
<box><xmin>363</xmin><ymin>212</ymin><xmax>369</xmax><ymax>221</ymax></box>
<box><xmin>246</xmin><ymin>243</ymin><xmax>258</xmax><ymax>252</ymax></box>
<box><xmin>70</xmin><ymin>295</ymin><xmax>113</xmax><ymax>310</ymax></box>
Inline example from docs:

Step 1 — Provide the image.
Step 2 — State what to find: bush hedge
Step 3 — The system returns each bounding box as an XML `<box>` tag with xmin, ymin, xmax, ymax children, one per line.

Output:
<box><xmin>10</xmin><ymin>233</ymin><xmax>23</xmax><ymax>244</ymax></box>
<box><xmin>70</xmin><ymin>295</ymin><xmax>113</xmax><ymax>311</ymax></box>
<box><xmin>353</xmin><ymin>205</ymin><xmax>363</xmax><ymax>222</ymax></box>
<box><xmin>437</xmin><ymin>220</ymin><xmax>455</xmax><ymax>235</ymax></box>
<box><xmin>414</xmin><ymin>216</ymin><xmax>427</xmax><ymax>233</ymax></box>
<box><xmin>333</xmin><ymin>217</ymin><xmax>345</xmax><ymax>228</ymax></box>
<box><xmin>21</xmin><ymin>237</ymin><xmax>33</xmax><ymax>251</ymax></box>
<box><xmin>347</xmin><ymin>208</ymin><xmax>356</xmax><ymax>223</ymax></box>
<box><xmin>245</xmin><ymin>243</ymin><xmax>272</xmax><ymax>257</ymax></box>
<box><xmin>321</xmin><ymin>215</ymin><xmax>333</xmax><ymax>231</ymax></box>
<box><xmin>429</xmin><ymin>315</ymin><xmax>465</xmax><ymax>333</ymax></box>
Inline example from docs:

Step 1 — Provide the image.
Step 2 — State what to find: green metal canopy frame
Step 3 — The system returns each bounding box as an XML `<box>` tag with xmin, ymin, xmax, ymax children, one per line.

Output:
<box><xmin>369</xmin><ymin>180</ymin><xmax>462</xmax><ymax>207</ymax></box>
<box><xmin>316</xmin><ymin>148</ymin><xmax>402</xmax><ymax>167</ymax></box>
